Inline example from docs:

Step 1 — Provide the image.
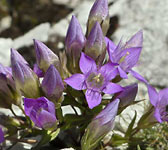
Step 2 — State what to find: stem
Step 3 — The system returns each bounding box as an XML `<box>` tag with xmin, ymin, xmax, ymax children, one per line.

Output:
<box><xmin>10</xmin><ymin>107</ymin><xmax>18</xmax><ymax>118</ymax></box>
<box><xmin>71</xmin><ymin>105</ymin><xmax>78</xmax><ymax>116</ymax></box>
<box><xmin>7</xmin><ymin>137</ymin><xmax>37</xmax><ymax>144</ymax></box>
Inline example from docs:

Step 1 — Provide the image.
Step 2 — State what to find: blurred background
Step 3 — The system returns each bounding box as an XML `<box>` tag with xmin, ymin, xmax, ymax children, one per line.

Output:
<box><xmin>0</xmin><ymin>0</ymin><xmax>168</xmax><ymax>149</ymax></box>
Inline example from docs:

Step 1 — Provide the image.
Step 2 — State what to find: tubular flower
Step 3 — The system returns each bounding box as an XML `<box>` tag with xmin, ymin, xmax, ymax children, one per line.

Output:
<box><xmin>81</xmin><ymin>99</ymin><xmax>119</xmax><ymax>150</ymax></box>
<box><xmin>11</xmin><ymin>48</ymin><xmax>40</xmax><ymax>98</ymax></box>
<box><xmin>148</xmin><ymin>85</ymin><xmax>168</xmax><ymax>123</ymax></box>
<box><xmin>64</xmin><ymin>52</ymin><xmax>123</xmax><ymax>109</ymax></box>
<box><xmin>24</xmin><ymin>97</ymin><xmax>57</xmax><ymax>129</ymax></box>
<box><xmin>42</xmin><ymin>65</ymin><xmax>64</xmax><ymax>101</ymax></box>
<box><xmin>0</xmin><ymin>128</ymin><xmax>4</xmax><ymax>144</ymax></box>
<box><xmin>87</xmin><ymin>0</ymin><xmax>109</xmax><ymax>35</ymax></box>
<box><xmin>106</xmin><ymin>30</ymin><xmax>147</xmax><ymax>82</ymax></box>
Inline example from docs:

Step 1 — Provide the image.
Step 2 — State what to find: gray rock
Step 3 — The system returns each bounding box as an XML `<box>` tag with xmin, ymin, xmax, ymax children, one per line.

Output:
<box><xmin>109</xmin><ymin>0</ymin><xmax>168</xmax><ymax>87</ymax></box>
<box><xmin>0</xmin><ymin>38</ymin><xmax>13</xmax><ymax>66</ymax></box>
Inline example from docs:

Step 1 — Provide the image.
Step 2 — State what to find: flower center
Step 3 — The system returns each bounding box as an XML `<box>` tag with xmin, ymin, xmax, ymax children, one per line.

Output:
<box><xmin>119</xmin><ymin>51</ymin><xmax>130</xmax><ymax>63</ymax></box>
<box><xmin>86</xmin><ymin>72</ymin><xmax>104</xmax><ymax>89</ymax></box>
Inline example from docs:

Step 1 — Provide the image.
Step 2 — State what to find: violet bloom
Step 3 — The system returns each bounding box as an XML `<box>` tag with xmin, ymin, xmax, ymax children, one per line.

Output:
<box><xmin>24</xmin><ymin>97</ymin><xmax>57</xmax><ymax>129</ymax></box>
<box><xmin>64</xmin><ymin>52</ymin><xmax>123</xmax><ymax>109</ymax></box>
<box><xmin>0</xmin><ymin>128</ymin><xmax>4</xmax><ymax>144</ymax></box>
<box><xmin>106</xmin><ymin>30</ymin><xmax>147</xmax><ymax>83</ymax></box>
<box><xmin>42</xmin><ymin>65</ymin><xmax>64</xmax><ymax>101</ymax></box>
<box><xmin>34</xmin><ymin>39</ymin><xmax>60</xmax><ymax>76</ymax></box>
<box><xmin>87</xmin><ymin>0</ymin><xmax>109</xmax><ymax>35</ymax></box>
<box><xmin>85</xmin><ymin>22</ymin><xmax>106</xmax><ymax>63</ymax></box>
<box><xmin>148</xmin><ymin>85</ymin><xmax>168</xmax><ymax>123</ymax></box>
<box><xmin>81</xmin><ymin>99</ymin><xmax>119</xmax><ymax>150</ymax></box>
<box><xmin>11</xmin><ymin>48</ymin><xmax>40</xmax><ymax>98</ymax></box>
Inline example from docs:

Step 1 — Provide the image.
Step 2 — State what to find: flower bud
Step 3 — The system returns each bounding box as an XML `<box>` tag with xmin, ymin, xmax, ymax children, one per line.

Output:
<box><xmin>87</xmin><ymin>0</ymin><xmax>109</xmax><ymax>36</ymax></box>
<box><xmin>0</xmin><ymin>127</ymin><xmax>4</xmax><ymax>144</ymax></box>
<box><xmin>65</xmin><ymin>15</ymin><xmax>86</xmax><ymax>73</ymax></box>
<box><xmin>24</xmin><ymin>97</ymin><xmax>57</xmax><ymax>129</ymax></box>
<box><xmin>85</xmin><ymin>22</ymin><xmax>106</xmax><ymax>63</ymax></box>
<box><xmin>0</xmin><ymin>74</ymin><xmax>21</xmax><ymax>108</ymax></box>
<box><xmin>117</xmin><ymin>83</ymin><xmax>138</xmax><ymax>108</ymax></box>
<box><xmin>81</xmin><ymin>99</ymin><xmax>119</xmax><ymax>150</ymax></box>
<box><xmin>11</xmin><ymin>49</ymin><xmax>40</xmax><ymax>98</ymax></box>
<box><xmin>42</xmin><ymin>65</ymin><xmax>64</xmax><ymax>101</ymax></box>
<box><xmin>33</xmin><ymin>39</ymin><xmax>61</xmax><ymax>75</ymax></box>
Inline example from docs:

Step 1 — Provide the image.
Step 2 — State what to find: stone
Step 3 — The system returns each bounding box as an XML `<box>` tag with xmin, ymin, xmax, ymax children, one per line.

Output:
<box><xmin>109</xmin><ymin>0</ymin><xmax>168</xmax><ymax>87</ymax></box>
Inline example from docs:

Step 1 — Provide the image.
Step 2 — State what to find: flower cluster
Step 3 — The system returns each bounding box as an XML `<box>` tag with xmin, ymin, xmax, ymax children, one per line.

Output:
<box><xmin>0</xmin><ymin>0</ymin><xmax>167</xmax><ymax>149</ymax></box>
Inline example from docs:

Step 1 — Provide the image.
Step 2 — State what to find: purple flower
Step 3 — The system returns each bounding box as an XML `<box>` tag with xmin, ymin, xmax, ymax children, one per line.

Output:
<box><xmin>11</xmin><ymin>48</ymin><xmax>40</xmax><ymax>98</ymax></box>
<box><xmin>0</xmin><ymin>128</ymin><xmax>4</xmax><ymax>144</ymax></box>
<box><xmin>42</xmin><ymin>65</ymin><xmax>64</xmax><ymax>101</ymax></box>
<box><xmin>106</xmin><ymin>30</ymin><xmax>148</xmax><ymax>83</ymax></box>
<box><xmin>65</xmin><ymin>15</ymin><xmax>86</xmax><ymax>73</ymax></box>
<box><xmin>116</xmin><ymin>83</ymin><xmax>138</xmax><ymax>108</ymax></box>
<box><xmin>81</xmin><ymin>99</ymin><xmax>119</xmax><ymax>150</ymax></box>
<box><xmin>87</xmin><ymin>0</ymin><xmax>109</xmax><ymax>35</ymax></box>
<box><xmin>85</xmin><ymin>22</ymin><xmax>106</xmax><ymax>63</ymax></box>
<box><xmin>34</xmin><ymin>39</ymin><xmax>60</xmax><ymax>75</ymax></box>
<box><xmin>148</xmin><ymin>85</ymin><xmax>168</xmax><ymax>123</ymax></box>
<box><xmin>64</xmin><ymin>52</ymin><xmax>123</xmax><ymax>109</ymax></box>
<box><xmin>24</xmin><ymin>97</ymin><xmax>57</xmax><ymax>129</ymax></box>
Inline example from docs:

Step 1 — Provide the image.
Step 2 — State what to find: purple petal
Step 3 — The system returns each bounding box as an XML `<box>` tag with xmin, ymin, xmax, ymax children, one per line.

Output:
<box><xmin>0</xmin><ymin>128</ymin><xmax>4</xmax><ymax>143</ymax></box>
<box><xmin>24</xmin><ymin>98</ymin><xmax>37</xmax><ymax>116</ymax></box>
<box><xmin>33</xmin><ymin>64</ymin><xmax>44</xmax><ymax>77</ymax></box>
<box><xmin>99</xmin><ymin>62</ymin><xmax>118</xmax><ymax>81</ymax></box>
<box><xmin>79</xmin><ymin>52</ymin><xmax>97</xmax><ymax>74</ymax></box>
<box><xmin>147</xmin><ymin>85</ymin><xmax>158</xmax><ymax>107</ymax></box>
<box><xmin>95</xmin><ymin>99</ymin><xmax>120</xmax><ymax>125</ymax></box>
<box><xmin>157</xmin><ymin>88</ymin><xmax>168</xmax><ymax>108</ymax></box>
<box><xmin>103</xmin><ymin>82</ymin><xmax>123</xmax><ymax>94</ymax></box>
<box><xmin>125</xmin><ymin>30</ymin><xmax>143</xmax><ymax>48</ymax></box>
<box><xmin>105</xmin><ymin>37</ymin><xmax>116</xmax><ymax>52</ymax></box>
<box><xmin>37</xmin><ymin>109</ymin><xmax>57</xmax><ymax>129</ymax></box>
<box><xmin>154</xmin><ymin>108</ymin><xmax>162</xmax><ymax>123</ymax></box>
<box><xmin>129</xmin><ymin>70</ymin><xmax>148</xmax><ymax>84</ymax></box>
<box><xmin>120</xmin><ymin>47</ymin><xmax>142</xmax><ymax>71</ymax></box>
<box><xmin>64</xmin><ymin>73</ymin><xmax>86</xmax><ymax>90</ymax></box>
<box><xmin>85</xmin><ymin>90</ymin><xmax>102</xmax><ymax>109</ymax></box>
<box><xmin>118</xmin><ymin>66</ymin><xmax>128</xmax><ymax>79</ymax></box>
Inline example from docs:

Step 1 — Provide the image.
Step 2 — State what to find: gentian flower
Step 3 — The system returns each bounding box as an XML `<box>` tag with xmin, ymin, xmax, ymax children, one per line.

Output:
<box><xmin>0</xmin><ymin>63</ymin><xmax>21</xmax><ymax>108</ymax></box>
<box><xmin>87</xmin><ymin>0</ymin><xmax>109</xmax><ymax>35</ymax></box>
<box><xmin>24</xmin><ymin>97</ymin><xmax>57</xmax><ymax>129</ymax></box>
<box><xmin>42</xmin><ymin>65</ymin><xmax>64</xmax><ymax>101</ymax></box>
<box><xmin>106</xmin><ymin>30</ymin><xmax>148</xmax><ymax>83</ymax></box>
<box><xmin>148</xmin><ymin>85</ymin><xmax>168</xmax><ymax>123</ymax></box>
<box><xmin>85</xmin><ymin>22</ymin><xmax>106</xmax><ymax>63</ymax></box>
<box><xmin>81</xmin><ymin>99</ymin><xmax>119</xmax><ymax>150</ymax></box>
<box><xmin>11</xmin><ymin>48</ymin><xmax>40</xmax><ymax>98</ymax></box>
<box><xmin>0</xmin><ymin>128</ymin><xmax>4</xmax><ymax>144</ymax></box>
<box><xmin>34</xmin><ymin>39</ymin><xmax>61</xmax><ymax>76</ymax></box>
<box><xmin>64</xmin><ymin>52</ymin><xmax>123</xmax><ymax>109</ymax></box>
<box><xmin>65</xmin><ymin>15</ymin><xmax>86</xmax><ymax>73</ymax></box>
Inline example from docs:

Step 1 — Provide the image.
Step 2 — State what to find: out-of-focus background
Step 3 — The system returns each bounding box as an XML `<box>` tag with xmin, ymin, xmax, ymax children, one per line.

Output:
<box><xmin>0</xmin><ymin>0</ymin><xmax>168</xmax><ymax>149</ymax></box>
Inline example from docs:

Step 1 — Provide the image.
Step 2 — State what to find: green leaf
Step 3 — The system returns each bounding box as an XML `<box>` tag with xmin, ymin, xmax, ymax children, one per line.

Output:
<box><xmin>32</xmin><ymin>128</ymin><xmax>60</xmax><ymax>149</ymax></box>
<box><xmin>110</xmin><ymin>134</ymin><xmax>128</xmax><ymax>146</ymax></box>
<box><xmin>125</xmin><ymin>111</ymin><xmax>137</xmax><ymax>138</ymax></box>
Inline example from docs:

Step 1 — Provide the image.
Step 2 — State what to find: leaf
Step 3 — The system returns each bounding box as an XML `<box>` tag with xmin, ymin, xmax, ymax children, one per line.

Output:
<box><xmin>110</xmin><ymin>134</ymin><xmax>128</xmax><ymax>146</ymax></box>
<box><xmin>125</xmin><ymin>111</ymin><xmax>137</xmax><ymax>138</ymax></box>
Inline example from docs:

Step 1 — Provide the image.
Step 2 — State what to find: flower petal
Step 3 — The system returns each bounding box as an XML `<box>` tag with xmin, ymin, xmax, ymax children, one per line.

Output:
<box><xmin>37</xmin><ymin>109</ymin><xmax>57</xmax><ymax>129</ymax></box>
<box><xmin>154</xmin><ymin>108</ymin><xmax>162</xmax><ymax>123</ymax></box>
<box><xmin>120</xmin><ymin>47</ymin><xmax>142</xmax><ymax>71</ymax></box>
<box><xmin>99</xmin><ymin>62</ymin><xmax>118</xmax><ymax>81</ymax></box>
<box><xmin>85</xmin><ymin>90</ymin><xmax>102</xmax><ymax>109</ymax></box>
<box><xmin>24</xmin><ymin>98</ymin><xmax>37</xmax><ymax>116</ymax></box>
<box><xmin>79</xmin><ymin>52</ymin><xmax>97</xmax><ymax>74</ymax></box>
<box><xmin>105</xmin><ymin>37</ymin><xmax>116</xmax><ymax>52</ymax></box>
<box><xmin>64</xmin><ymin>73</ymin><xmax>86</xmax><ymax>90</ymax></box>
<box><xmin>125</xmin><ymin>30</ymin><xmax>143</xmax><ymax>48</ymax></box>
<box><xmin>129</xmin><ymin>70</ymin><xmax>148</xmax><ymax>84</ymax></box>
<box><xmin>118</xmin><ymin>66</ymin><xmax>128</xmax><ymax>79</ymax></box>
<box><xmin>33</xmin><ymin>64</ymin><xmax>44</xmax><ymax>77</ymax></box>
<box><xmin>103</xmin><ymin>82</ymin><xmax>123</xmax><ymax>94</ymax></box>
<box><xmin>0</xmin><ymin>128</ymin><xmax>4</xmax><ymax>143</ymax></box>
<box><xmin>147</xmin><ymin>85</ymin><xmax>158</xmax><ymax>107</ymax></box>
<box><xmin>158</xmin><ymin>88</ymin><xmax>168</xmax><ymax>106</ymax></box>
